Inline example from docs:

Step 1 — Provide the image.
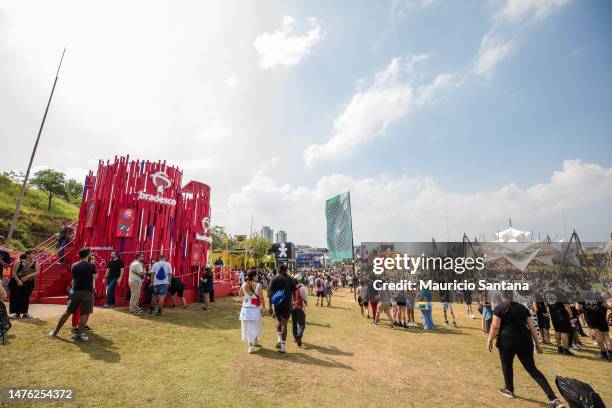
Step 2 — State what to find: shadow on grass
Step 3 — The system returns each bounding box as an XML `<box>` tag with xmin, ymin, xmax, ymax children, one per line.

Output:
<box><xmin>318</xmin><ymin>305</ymin><xmax>350</xmax><ymax>310</ymax></box>
<box><xmin>1</xmin><ymin>333</ymin><xmax>16</xmax><ymax>345</ymax></box>
<box><xmin>514</xmin><ymin>395</ymin><xmax>550</xmax><ymax>407</ymax></box>
<box><xmin>113</xmin><ymin>300</ymin><xmax>241</xmax><ymax>331</ymax></box>
<box><xmin>13</xmin><ymin>317</ymin><xmax>47</xmax><ymax>326</ymax></box>
<box><xmin>55</xmin><ymin>333</ymin><xmax>121</xmax><ymax>363</ymax></box>
<box><xmin>255</xmin><ymin>347</ymin><xmax>354</xmax><ymax>370</ymax></box>
<box><xmin>301</xmin><ymin>342</ymin><xmax>353</xmax><ymax>356</ymax></box>
<box><xmin>307</xmin><ymin>321</ymin><xmax>331</xmax><ymax>328</ymax></box>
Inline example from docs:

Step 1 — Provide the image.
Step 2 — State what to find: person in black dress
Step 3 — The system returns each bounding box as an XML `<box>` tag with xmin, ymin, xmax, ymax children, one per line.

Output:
<box><xmin>8</xmin><ymin>250</ymin><xmax>39</xmax><ymax>319</ymax></box>
<box><xmin>487</xmin><ymin>296</ymin><xmax>564</xmax><ymax>407</ymax></box>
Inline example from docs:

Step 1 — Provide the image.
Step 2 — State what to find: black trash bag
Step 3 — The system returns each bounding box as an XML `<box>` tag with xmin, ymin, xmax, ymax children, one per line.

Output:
<box><xmin>555</xmin><ymin>376</ymin><xmax>606</xmax><ymax>408</ymax></box>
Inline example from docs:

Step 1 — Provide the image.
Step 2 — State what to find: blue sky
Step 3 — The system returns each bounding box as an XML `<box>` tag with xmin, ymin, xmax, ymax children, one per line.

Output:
<box><xmin>1</xmin><ymin>0</ymin><xmax>611</xmax><ymax>245</ymax></box>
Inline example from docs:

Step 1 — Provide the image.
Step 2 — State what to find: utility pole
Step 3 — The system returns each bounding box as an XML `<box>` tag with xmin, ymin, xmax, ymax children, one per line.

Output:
<box><xmin>7</xmin><ymin>48</ymin><xmax>66</xmax><ymax>245</ymax></box>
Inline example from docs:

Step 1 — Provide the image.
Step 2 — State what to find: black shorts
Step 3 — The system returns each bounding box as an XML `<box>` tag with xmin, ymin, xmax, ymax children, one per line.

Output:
<box><xmin>586</xmin><ymin>313</ymin><xmax>609</xmax><ymax>332</ymax></box>
<box><xmin>536</xmin><ymin>313</ymin><xmax>550</xmax><ymax>329</ymax></box>
<box><xmin>169</xmin><ymin>285</ymin><xmax>184</xmax><ymax>297</ymax></box>
<box><xmin>396</xmin><ymin>301</ymin><xmax>406</xmax><ymax>307</ymax></box>
<box><xmin>357</xmin><ymin>297</ymin><xmax>368</xmax><ymax>306</ymax></box>
<box><xmin>66</xmin><ymin>290</ymin><xmax>94</xmax><ymax>315</ymax></box>
<box><xmin>316</xmin><ymin>291</ymin><xmax>324</xmax><ymax>298</ymax></box>
<box><xmin>550</xmin><ymin>314</ymin><xmax>571</xmax><ymax>334</ymax></box>
<box><xmin>274</xmin><ymin>304</ymin><xmax>291</xmax><ymax>320</ymax></box>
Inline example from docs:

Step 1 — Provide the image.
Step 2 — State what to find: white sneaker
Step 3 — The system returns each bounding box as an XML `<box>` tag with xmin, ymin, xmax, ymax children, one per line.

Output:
<box><xmin>48</xmin><ymin>330</ymin><xmax>57</xmax><ymax>338</ymax></box>
<box><xmin>248</xmin><ymin>345</ymin><xmax>254</xmax><ymax>353</ymax></box>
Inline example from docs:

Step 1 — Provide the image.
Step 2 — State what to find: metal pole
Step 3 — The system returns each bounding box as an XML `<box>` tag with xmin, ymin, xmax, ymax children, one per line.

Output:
<box><xmin>7</xmin><ymin>48</ymin><xmax>66</xmax><ymax>244</ymax></box>
<box><xmin>347</xmin><ymin>191</ymin><xmax>357</xmax><ymax>302</ymax></box>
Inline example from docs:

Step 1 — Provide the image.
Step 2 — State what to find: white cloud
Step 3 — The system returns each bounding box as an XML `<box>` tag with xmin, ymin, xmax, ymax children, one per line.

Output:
<box><xmin>416</xmin><ymin>73</ymin><xmax>461</xmax><ymax>105</ymax></box>
<box><xmin>226</xmin><ymin>77</ymin><xmax>239</xmax><ymax>89</ymax></box>
<box><xmin>254</xmin><ymin>16</ymin><xmax>324</xmax><ymax>69</ymax></box>
<box><xmin>497</xmin><ymin>0</ymin><xmax>570</xmax><ymax>23</ymax></box>
<box><xmin>390</xmin><ymin>0</ymin><xmax>438</xmax><ymax>25</ymax></box>
<box><xmin>473</xmin><ymin>0</ymin><xmax>570</xmax><ymax>76</ymax></box>
<box><xmin>219</xmin><ymin>160</ymin><xmax>612</xmax><ymax>245</ymax></box>
<box><xmin>303</xmin><ymin>55</ymin><xmax>456</xmax><ymax>166</ymax></box>
<box><xmin>473</xmin><ymin>34</ymin><xmax>515</xmax><ymax>76</ymax></box>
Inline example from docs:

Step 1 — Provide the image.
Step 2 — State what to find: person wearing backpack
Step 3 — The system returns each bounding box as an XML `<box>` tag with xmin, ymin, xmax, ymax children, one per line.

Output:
<box><xmin>150</xmin><ymin>254</ymin><xmax>172</xmax><ymax>316</ymax></box>
<box><xmin>268</xmin><ymin>264</ymin><xmax>296</xmax><ymax>355</ymax></box>
<box><xmin>291</xmin><ymin>277</ymin><xmax>308</xmax><ymax>347</ymax></box>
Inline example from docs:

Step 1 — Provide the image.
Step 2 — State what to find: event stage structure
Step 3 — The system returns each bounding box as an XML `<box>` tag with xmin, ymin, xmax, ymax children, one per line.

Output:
<box><xmin>32</xmin><ymin>156</ymin><xmax>240</xmax><ymax>306</ymax></box>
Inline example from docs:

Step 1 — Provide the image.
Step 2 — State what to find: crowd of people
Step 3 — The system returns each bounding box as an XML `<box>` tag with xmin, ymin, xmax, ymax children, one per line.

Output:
<box><xmin>1</xmin><ymin>238</ymin><xmax>610</xmax><ymax>407</ymax></box>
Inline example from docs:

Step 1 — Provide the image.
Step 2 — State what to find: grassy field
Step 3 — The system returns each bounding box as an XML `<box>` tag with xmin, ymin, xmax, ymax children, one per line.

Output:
<box><xmin>2</xmin><ymin>290</ymin><xmax>610</xmax><ymax>408</ymax></box>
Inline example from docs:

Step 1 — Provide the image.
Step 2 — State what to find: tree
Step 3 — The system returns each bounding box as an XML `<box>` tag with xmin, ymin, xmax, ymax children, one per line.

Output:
<box><xmin>30</xmin><ymin>169</ymin><xmax>67</xmax><ymax>210</ymax></box>
<box><xmin>249</xmin><ymin>235</ymin><xmax>272</xmax><ymax>266</ymax></box>
<box><xmin>64</xmin><ymin>178</ymin><xmax>84</xmax><ymax>205</ymax></box>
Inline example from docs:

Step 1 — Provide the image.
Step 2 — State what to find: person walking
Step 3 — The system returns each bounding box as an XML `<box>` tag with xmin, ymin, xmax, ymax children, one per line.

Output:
<box><xmin>268</xmin><ymin>265</ymin><xmax>296</xmax><ymax>355</ymax></box>
<box><xmin>418</xmin><ymin>288</ymin><xmax>434</xmax><ymax>331</ymax></box>
<box><xmin>150</xmin><ymin>254</ymin><xmax>172</xmax><ymax>316</ymax></box>
<box><xmin>239</xmin><ymin>269</ymin><xmax>265</xmax><ymax>353</ymax></box>
<box><xmin>200</xmin><ymin>266</ymin><xmax>214</xmax><ymax>311</ymax></box>
<box><xmin>374</xmin><ymin>285</ymin><xmax>394</xmax><ymax>328</ymax></box>
<box><xmin>168</xmin><ymin>276</ymin><xmax>189</xmax><ymax>309</ymax></box>
<box><xmin>291</xmin><ymin>277</ymin><xmax>308</xmax><ymax>347</ymax></box>
<box><xmin>315</xmin><ymin>274</ymin><xmax>325</xmax><ymax>306</ymax></box>
<box><xmin>49</xmin><ymin>248</ymin><xmax>97</xmax><ymax>343</ymax></box>
<box><xmin>487</xmin><ymin>296</ymin><xmax>564</xmax><ymax>407</ymax></box>
<box><xmin>128</xmin><ymin>253</ymin><xmax>145</xmax><ymax>314</ymax></box>
<box><xmin>56</xmin><ymin>220</ymin><xmax>73</xmax><ymax>264</ymax></box>
<box><xmin>356</xmin><ymin>281</ymin><xmax>370</xmax><ymax>319</ymax></box>
<box><xmin>440</xmin><ymin>285</ymin><xmax>457</xmax><ymax>327</ymax></box>
<box><xmin>8</xmin><ymin>249</ymin><xmax>39</xmax><ymax>319</ymax></box>
<box><xmin>103</xmin><ymin>250</ymin><xmax>124</xmax><ymax>308</ymax></box>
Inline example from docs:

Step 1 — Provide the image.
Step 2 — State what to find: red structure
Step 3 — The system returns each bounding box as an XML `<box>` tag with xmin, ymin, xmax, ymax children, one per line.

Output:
<box><xmin>32</xmin><ymin>156</ymin><xmax>238</xmax><ymax>305</ymax></box>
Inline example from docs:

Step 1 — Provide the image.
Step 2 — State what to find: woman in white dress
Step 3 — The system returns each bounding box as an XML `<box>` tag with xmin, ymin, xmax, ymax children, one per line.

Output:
<box><xmin>239</xmin><ymin>270</ymin><xmax>265</xmax><ymax>353</ymax></box>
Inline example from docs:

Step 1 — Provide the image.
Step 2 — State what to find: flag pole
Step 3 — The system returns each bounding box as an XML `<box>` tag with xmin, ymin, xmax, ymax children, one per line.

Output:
<box><xmin>7</xmin><ymin>48</ymin><xmax>66</xmax><ymax>244</ymax></box>
<box><xmin>347</xmin><ymin>191</ymin><xmax>357</xmax><ymax>301</ymax></box>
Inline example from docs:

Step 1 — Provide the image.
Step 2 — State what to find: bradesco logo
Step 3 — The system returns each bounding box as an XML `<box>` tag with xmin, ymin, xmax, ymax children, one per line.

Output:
<box><xmin>137</xmin><ymin>171</ymin><xmax>177</xmax><ymax>206</ymax></box>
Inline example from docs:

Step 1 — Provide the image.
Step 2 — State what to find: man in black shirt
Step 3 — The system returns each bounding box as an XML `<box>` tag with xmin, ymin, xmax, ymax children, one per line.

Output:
<box><xmin>104</xmin><ymin>251</ymin><xmax>124</xmax><ymax>308</ymax></box>
<box><xmin>49</xmin><ymin>247</ymin><xmax>97</xmax><ymax>342</ymax></box>
<box><xmin>268</xmin><ymin>264</ymin><xmax>296</xmax><ymax>355</ymax></box>
<box><xmin>0</xmin><ymin>236</ymin><xmax>11</xmax><ymax>280</ymax></box>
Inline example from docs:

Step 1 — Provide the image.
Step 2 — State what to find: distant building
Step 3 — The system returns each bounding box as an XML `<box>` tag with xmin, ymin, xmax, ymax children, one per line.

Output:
<box><xmin>275</xmin><ymin>230</ymin><xmax>287</xmax><ymax>243</ymax></box>
<box><xmin>260</xmin><ymin>226</ymin><xmax>274</xmax><ymax>242</ymax></box>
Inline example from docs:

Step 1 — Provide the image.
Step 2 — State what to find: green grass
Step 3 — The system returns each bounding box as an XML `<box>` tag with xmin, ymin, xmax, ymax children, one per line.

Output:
<box><xmin>2</xmin><ymin>291</ymin><xmax>610</xmax><ymax>408</ymax></box>
<box><xmin>0</xmin><ymin>175</ymin><xmax>78</xmax><ymax>250</ymax></box>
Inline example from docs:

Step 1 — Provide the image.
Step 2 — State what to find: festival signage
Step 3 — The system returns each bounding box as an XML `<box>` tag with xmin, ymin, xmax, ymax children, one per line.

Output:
<box><xmin>115</xmin><ymin>208</ymin><xmax>136</xmax><ymax>238</ymax></box>
<box><xmin>137</xmin><ymin>170</ymin><xmax>177</xmax><ymax>206</ymax></box>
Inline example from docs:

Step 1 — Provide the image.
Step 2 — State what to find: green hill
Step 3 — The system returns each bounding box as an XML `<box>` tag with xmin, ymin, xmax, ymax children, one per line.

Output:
<box><xmin>0</xmin><ymin>174</ymin><xmax>79</xmax><ymax>250</ymax></box>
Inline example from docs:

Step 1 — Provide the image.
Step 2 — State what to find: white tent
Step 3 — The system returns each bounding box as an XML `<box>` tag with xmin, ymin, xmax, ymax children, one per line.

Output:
<box><xmin>495</xmin><ymin>227</ymin><xmax>531</xmax><ymax>243</ymax></box>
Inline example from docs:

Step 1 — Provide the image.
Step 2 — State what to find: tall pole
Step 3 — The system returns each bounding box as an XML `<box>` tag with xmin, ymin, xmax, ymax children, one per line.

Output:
<box><xmin>6</xmin><ymin>48</ymin><xmax>66</xmax><ymax>244</ymax></box>
<box><xmin>347</xmin><ymin>191</ymin><xmax>357</xmax><ymax>301</ymax></box>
